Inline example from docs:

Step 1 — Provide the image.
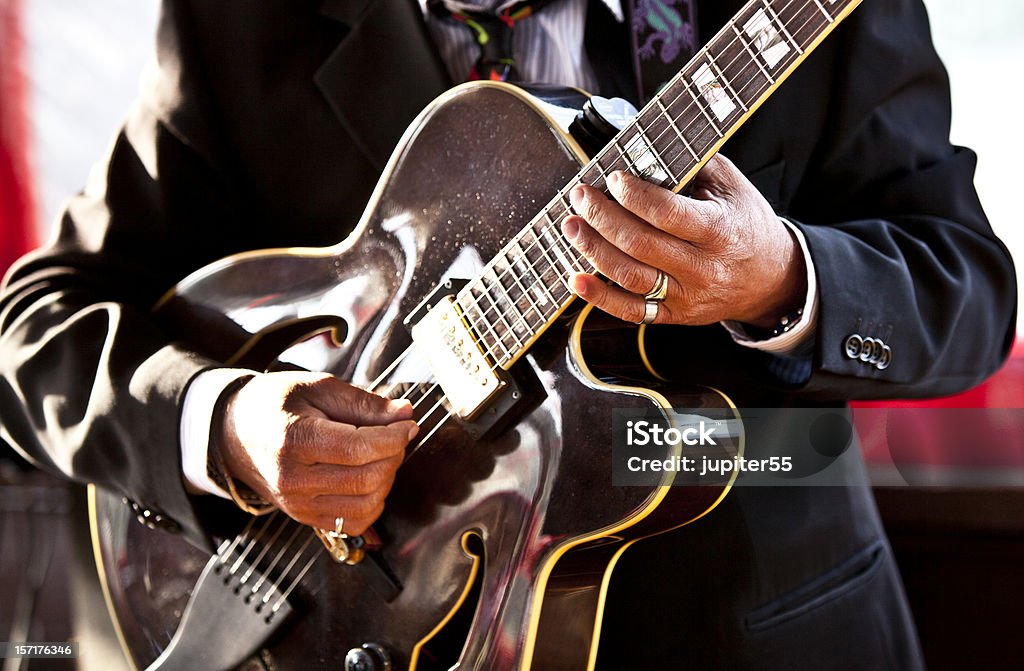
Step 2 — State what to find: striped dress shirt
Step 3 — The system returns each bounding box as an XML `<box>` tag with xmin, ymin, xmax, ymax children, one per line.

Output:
<box><xmin>419</xmin><ymin>0</ymin><xmax>623</xmax><ymax>90</ymax></box>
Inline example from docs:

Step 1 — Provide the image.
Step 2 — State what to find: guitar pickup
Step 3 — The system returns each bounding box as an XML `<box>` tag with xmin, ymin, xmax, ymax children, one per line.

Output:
<box><xmin>410</xmin><ymin>295</ymin><xmax>505</xmax><ymax>419</ymax></box>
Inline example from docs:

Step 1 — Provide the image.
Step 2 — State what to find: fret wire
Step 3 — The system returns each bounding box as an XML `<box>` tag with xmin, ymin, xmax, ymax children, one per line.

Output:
<box><xmin>492</xmin><ymin>275</ymin><xmax>530</xmax><ymax>340</ymax></box>
<box><xmin>458</xmin><ymin>218</ymin><xmax>564</xmax><ymax>357</ymax></box>
<box><xmin>516</xmin><ymin>232</ymin><xmax>562</xmax><ymax>308</ymax></box>
<box><xmin>483</xmin><ymin>277</ymin><xmax>525</xmax><ymax>348</ymax></box>
<box><xmin>489</xmin><ymin>262</ymin><xmax>536</xmax><ymax>335</ymax></box>
<box><xmin>775</xmin><ymin>0</ymin><xmax>829</xmax><ymax>46</ymax></box>
<box><xmin>513</xmin><ymin>271</ymin><xmax>550</xmax><ymax>327</ymax></box>
<box><xmin>541</xmin><ymin>223</ymin><xmax>584</xmax><ymax>275</ymax></box>
<box><xmin>546</xmin><ymin>198</ymin><xmax>569</xmax><ymax>221</ymax></box>
<box><xmin>559</xmin><ymin>189</ymin><xmax>575</xmax><ymax>217</ymax></box>
<box><xmin>682</xmin><ymin>80</ymin><xmax>724</xmax><ymax>138</ymax></box>
<box><xmin>542</xmin><ymin>208</ymin><xmax>561</xmax><ymax>231</ymax></box>
<box><xmin>611</xmin><ymin>138</ymin><xmax>638</xmax><ymax>182</ymax></box>
<box><xmin>655</xmin><ymin>97</ymin><xmax>700</xmax><ymax>163</ymax></box>
<box><xmin>541</xmin><ymin>204</ymin><xmax>592</xmax><ymax>271</ymax></box>
<box><xmin>549</xmin><ymin>227</ymin><xmax>587</xmax><ymax>272</ymax></box>
<box><xmin>524</xmin><ymin>228</ymin><xmax>568</xmax><ymax>300</ymax></box>
<box><xmin>472</xmin><ymin>285</ymin><xmax>514</xmax><ymax>363</ymax></box>
<box><xmin>810</xmin><ymin>0</ymin><xmax>834</xmax><ymax>22</ymax></box>
<box><xmin>730</xmin><ymin>22</ymin><xmax>777</xmax><ymax>85</ymax></box>
<box><xmin>760</xmin><ymin>0</ymin><xmax>803</xmax><ymax>54</ymax></box>
<box><xmin>457</xmin><ymin>295</ymin><xmax>500</xmax><ymax>357</ymax></box>
<box><xmin>503</xmin><ymin>237</ymin><xmax>552</xmax><ymax>319</ymax></box>
<box><xmin>504</xmin><ymin>251</ymin><xmax>550</xmax><ymax>326</ymax></box>
<box><xmin>636</xmin><ymin>122</ymin><xmax>683</xmax><ymax>184</ymax></box>
<box><xmin>541</xmin><ymin>209</ymin><xmax>590</xmax><ymax>273</ymax></box>
<box><xmin>499</xmin><ymin>256</ymin><xmax>537</xmax><ymax>330</ymax></box>
<box><xmin>620</xmin><ymin>0</ymin><xmax>794</xmax><ymax>187</ymax></box>
<box><xmin>589</xmin><ymin>0</ymin><xmax>835</xmax><ymax>183</ymax></box>
<box><xmin>707</xmin><ymin>58</ymin><xmax>748</xmax><ymax>112</ymax></box>
<box><xmin>559</xmin><ymin>226</ymin><xmax>594</xmax><ymax>272</ymax></box>
<box><xmin>580</xmin><ymin>165</ymin><xmax>603</xmax><ymax>192</ymax></box>
<box><xmin>410</xmin><ymin>0</ymin><xmax>841</xmax><ymax>390</ymax></box>
<box><xmin>530</xmin><ymin>224</ymin><xmax>574</xmax><ymax>294</ymax></box>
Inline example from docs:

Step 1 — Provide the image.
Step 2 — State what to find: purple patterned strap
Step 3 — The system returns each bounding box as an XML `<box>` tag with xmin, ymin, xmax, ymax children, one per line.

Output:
<box><xmin>629</xmin><ymin>0</ymin><xmax>699</xmax><ymax>102</ymax></box>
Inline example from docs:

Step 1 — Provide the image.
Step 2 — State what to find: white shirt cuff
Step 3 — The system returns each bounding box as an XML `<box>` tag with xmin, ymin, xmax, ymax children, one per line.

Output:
<box><xmin>180</xmin><ymin>368</ymin><xmax>257</xmax><ymax>498</ymax></box>
<box><xmin>722</xmin><ymin>218</ymin><xmax>818</xmax><ymax>355</ymax></box>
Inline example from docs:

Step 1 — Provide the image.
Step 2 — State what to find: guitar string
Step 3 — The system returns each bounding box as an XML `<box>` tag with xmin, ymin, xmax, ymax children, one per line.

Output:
<box><xmin>450</xmin><ymin>0</ymin><xmax>831</xmax><ymax>355</ymax></box>
<box><xmin>229</xmin><ymin>514</ymin><xmax>285</xmax><ymax>575</ymax></box>
<box><xmin>241</xmin><ymin>523</ymin><xmax>305</xmax><ymax>586</ymax></box>
<box><xmin>217</xmin><ymin>515</ymin><xmax>260</xmax><ymax>563</ymax></box>
<box><xmin>246</xmin><ymin>523</ymin><xmax>307</xmax><ymax>592</ymax></box>
<box><xmin>226</xmin><ymin>0</ymin><xmax>840</xmax><ymax>605</ymax></box>
<box><xmin>262</xmin><ymin>534</ymin><xmax>317</xmax><ymax>607</ymax></box>
<box><xmin>234</xmin><ymin>514</ymin><xmax>292</xmax><ymax>582</ymax></box>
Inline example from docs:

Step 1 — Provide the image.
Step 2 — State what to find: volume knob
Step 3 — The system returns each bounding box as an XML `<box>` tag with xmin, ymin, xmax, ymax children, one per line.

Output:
<box><xmin>344</xmin><ymin>643</ymin><xmax>392</xmax><ymax>671</ymax></box>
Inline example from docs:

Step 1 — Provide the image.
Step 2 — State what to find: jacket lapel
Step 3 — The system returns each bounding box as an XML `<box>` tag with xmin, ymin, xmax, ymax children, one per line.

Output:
<box><xmin>315</xmin><ymin>0</ymin><xmax>452</xmax><ymax>170</ymax></box>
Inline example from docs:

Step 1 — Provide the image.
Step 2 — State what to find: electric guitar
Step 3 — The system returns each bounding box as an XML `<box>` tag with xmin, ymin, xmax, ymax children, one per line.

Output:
<box><xmin>89</xmin><ymin>0</ymin><xmax>861</xmax><ymax>669</ymax></box>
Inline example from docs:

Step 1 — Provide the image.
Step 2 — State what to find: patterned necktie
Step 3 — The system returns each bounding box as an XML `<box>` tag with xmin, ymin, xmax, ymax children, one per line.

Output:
<box><xmin>629</xmin><ymin>0</ymin><xmax>699</xmax><ymax>102</ymax></box>
<box><xmin>427</xmin><ymin>0</ymin><xmax>555</xmax><ymax>82</ymax></box>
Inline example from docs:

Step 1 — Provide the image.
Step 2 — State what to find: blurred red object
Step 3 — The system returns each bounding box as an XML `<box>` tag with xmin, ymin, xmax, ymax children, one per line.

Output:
<box><xmin>854</xmin><ymin>338</ymin><xmax>1024</xmax><ymax>471</ymax></box>
<box><xmin>1</xmin><ymin>0</ymin><xmax>37</xmax><ymax>275</ymax></box>
<box><xmin>853</xmin><ymin>337</ymin><xmax>1024</xmax><ymax>410</ymax></box>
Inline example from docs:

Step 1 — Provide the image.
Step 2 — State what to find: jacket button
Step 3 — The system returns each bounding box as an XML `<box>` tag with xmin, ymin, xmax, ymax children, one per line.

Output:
<box><xmin>859</xmin><ymin>337</ymin><xmax>877</xmax><ymax>362</ymax></box>
<box><xmin>844</xmin><ymin>334</ymin><xmax>863</xmax><ymax>359</ymax></box>
<box><xmin>876</xmin><ymin>344</ymin><xmax>892</xmax><ymax>370</ymax></box>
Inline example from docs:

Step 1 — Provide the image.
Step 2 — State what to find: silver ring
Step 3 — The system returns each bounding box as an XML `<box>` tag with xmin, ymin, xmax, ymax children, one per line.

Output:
<box><xmin>639</xmin><ymin>300</ymin><xmax>659</xmax><ymax>325</ymax></box>
<box><xmin>334</xmin><ymin>516</ymin><xmax>345</xmax><ymax>537</ymax></box>
<box><xmin>644</xmin><ymin>270</ymin><xmax>670</xmax><ymax>302</ymax></box>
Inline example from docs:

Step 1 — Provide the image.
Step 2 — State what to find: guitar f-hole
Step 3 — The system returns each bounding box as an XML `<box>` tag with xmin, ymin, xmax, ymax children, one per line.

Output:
<box><xmin>416</xmin><ymin>532</ymin><xmax>486</xmax><ymax>671</ymax></box>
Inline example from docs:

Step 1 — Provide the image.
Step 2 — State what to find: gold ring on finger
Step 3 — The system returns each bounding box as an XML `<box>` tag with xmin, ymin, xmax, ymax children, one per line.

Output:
<box><xmin>645</xmin><ymin>270</ymin><xmax>670</xmax><ymax>302</ymax></box>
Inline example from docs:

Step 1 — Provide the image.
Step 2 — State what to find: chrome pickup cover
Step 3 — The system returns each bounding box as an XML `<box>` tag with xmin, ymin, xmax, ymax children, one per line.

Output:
<box><xmin>410</xmin><ymin>295</ymin><xmax>505</xmax><ymax>419</ymax></box>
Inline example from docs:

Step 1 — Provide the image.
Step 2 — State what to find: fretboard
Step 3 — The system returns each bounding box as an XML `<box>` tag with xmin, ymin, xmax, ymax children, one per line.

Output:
<box><xmin>455</xmin><ymin>0</ymin><xmax>862</xmax><ymax>368</ymax></box>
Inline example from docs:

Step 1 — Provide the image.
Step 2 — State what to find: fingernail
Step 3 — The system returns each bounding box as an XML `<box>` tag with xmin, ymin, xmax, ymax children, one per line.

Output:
<box><xmin>388</xmin><ymin>398</ymin><xmax>412</xmax><ymax>414</ymax></box>
<box><xmin>569</xmin><ymin>273</ymin><xmax>588</xmax><ymax>297</ymax></box>
<box><xmin>570</xmin><ymin>185</ymin><xmax>586</xmax><ymax>208</ymax></box>
<box><xmin>608</xmin><ymin>171</ymin><xmax>622</xmax><ymax>189</ymax></box>
<box><xmin>407</xmin><ymin>424</ymin><xmax>420</xmax><ymax>441</ymax></box>
<box><xmin>562</xmin><ymin>217</ymin><xmax>579</xmax><ymax>240</ymax></box>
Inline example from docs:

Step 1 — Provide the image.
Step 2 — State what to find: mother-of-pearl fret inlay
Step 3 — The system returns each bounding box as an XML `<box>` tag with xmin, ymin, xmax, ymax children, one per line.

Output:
<box><xmin>744</xmin><ymin>9</ymin><xmax>791</xmax><ymax>68</ymax></box>
<box><xmin>623</xmin><ymin>133</ymin><xmax>674</xmax><ymax>188</ymax></box>
<box><xmin>692</xmin><ymin>62</ymin><xmax>737</xmax><ymax>121</ymax></box>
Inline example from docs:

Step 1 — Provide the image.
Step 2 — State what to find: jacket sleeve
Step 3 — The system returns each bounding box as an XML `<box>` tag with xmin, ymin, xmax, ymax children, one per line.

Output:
<box><xmin>786</xmin><ymin>0</ymin><xmax>1017</xmax><ymax>399</ymax></box>
<box><xmin>0</xmin><ymin>3</ymin><xmax>241</xmax><ymax>545</ymax></box>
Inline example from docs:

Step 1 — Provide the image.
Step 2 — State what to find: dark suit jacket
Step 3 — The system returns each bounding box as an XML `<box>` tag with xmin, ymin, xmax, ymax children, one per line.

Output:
<box><xmin>0</xmin><ymin>0</ymin><xmax>1016</xmax><ymax>668</ymax></box>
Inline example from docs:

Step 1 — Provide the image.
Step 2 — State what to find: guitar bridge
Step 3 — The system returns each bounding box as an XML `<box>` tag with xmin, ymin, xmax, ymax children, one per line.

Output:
<box><xmin>410</xmin><ymin>294</ymin><xmax>505</xmax><ymax>419</ymax></box>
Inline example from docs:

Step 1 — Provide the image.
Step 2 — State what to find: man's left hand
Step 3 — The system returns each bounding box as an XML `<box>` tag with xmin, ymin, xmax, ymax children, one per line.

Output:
<box><xmin>562</xmin><ymin>154</ymin><xmax>806</xmax><ymax>328</ymax></box>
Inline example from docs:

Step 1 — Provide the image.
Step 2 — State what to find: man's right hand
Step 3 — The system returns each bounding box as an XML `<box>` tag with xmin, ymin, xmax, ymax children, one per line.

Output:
<box><xmin>216</xmin><ymin>371</ymin><xmax>418</xmax><ymax>536</ymax></box>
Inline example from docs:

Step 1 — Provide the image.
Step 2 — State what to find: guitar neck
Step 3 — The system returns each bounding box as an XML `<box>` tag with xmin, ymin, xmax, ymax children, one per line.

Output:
<box><xmin>455</xmin><ymin>0</ymin><xmax>862</xmax><ymax>368</ymax></box>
